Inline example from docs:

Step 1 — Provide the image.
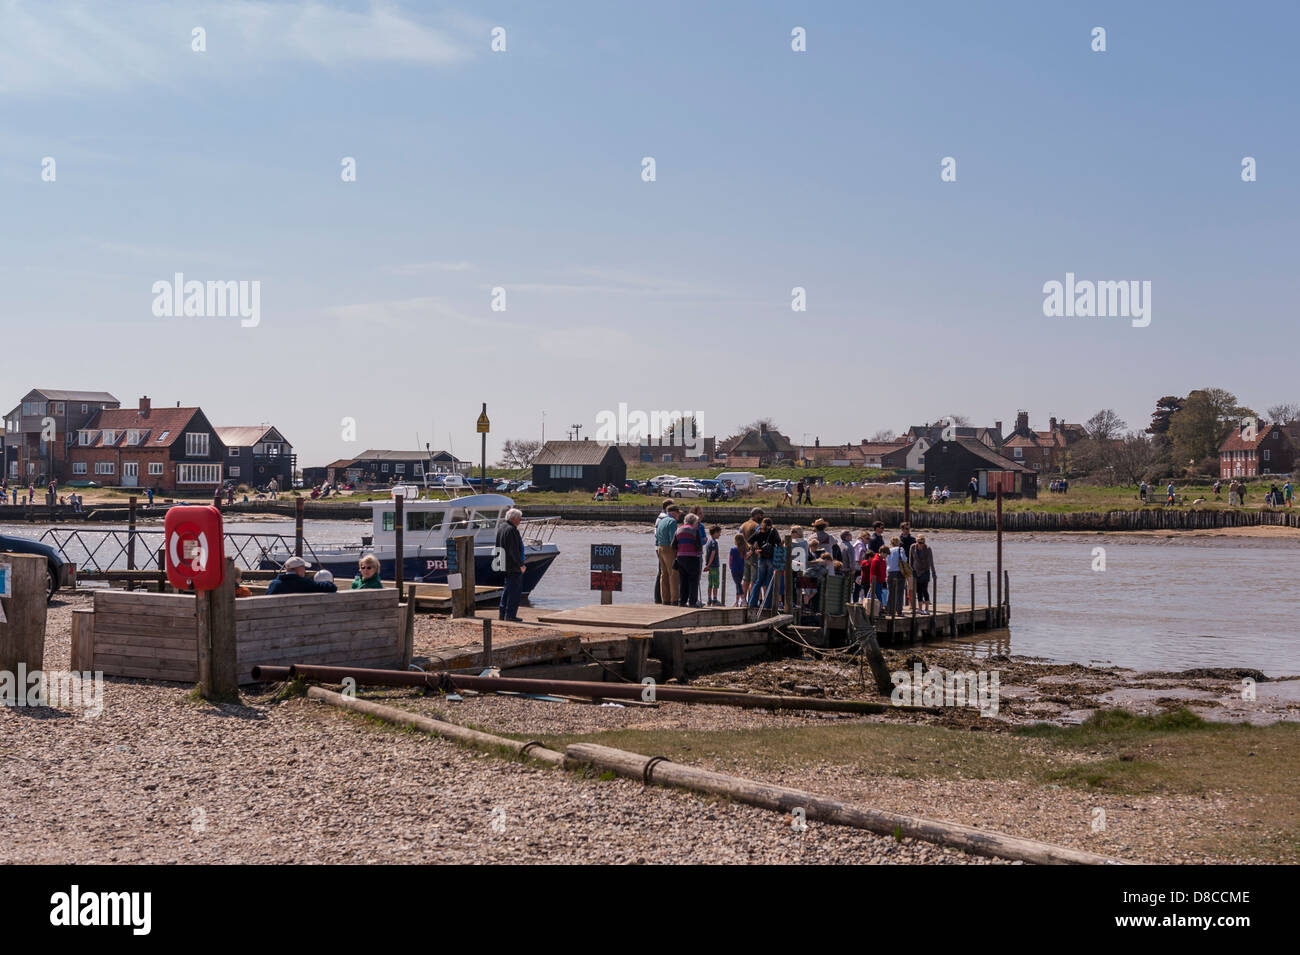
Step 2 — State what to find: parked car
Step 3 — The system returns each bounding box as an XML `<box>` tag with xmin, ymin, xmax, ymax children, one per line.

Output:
<box><xmin>0</xmin><ymin>532</ymin><xmax>74</xmax><ymax>601</ymax></box>
<box><xmin>666</xmin><ymin>480</ymin><xmax>704</xmax><ymax>498</ymax></box>
<box><xmin>513</xmin><ymin>481</ymin><xmax>535</xmax><ymax>493</ymax></box>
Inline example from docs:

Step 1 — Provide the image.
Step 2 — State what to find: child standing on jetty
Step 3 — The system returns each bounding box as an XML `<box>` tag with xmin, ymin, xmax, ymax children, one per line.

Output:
<box><xmin>705</xmin><ymin>525</ymin><xmax>722</xmax><ymax>606</ymax></box>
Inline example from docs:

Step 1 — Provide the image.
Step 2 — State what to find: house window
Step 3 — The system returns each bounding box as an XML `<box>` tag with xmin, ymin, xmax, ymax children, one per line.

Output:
<box><xmin>414</xmin><ymin>463</ymin><xmax>423</xmax><ymax>475</ymax></box>
<box><xmin>395</xmin><ymin>463</ymin><xmax>405</xmax><ymax>474</ymax></box>
<box><xmin>72</xmin><ymin>462</ymin><xmax>87</xmax><ymax>475</ymax></box>
<box><xmin>229</xmin><ymin>447</ymin><xmax>241</xmax><ymax>457</ymax></box>
<box><xmin>148</xmin><ymin>463</ymin><xmax>164</xmax><ymax>475</ymax></box>
<box><xmin>382</xmin><ymin>463</ymin><xmax>390</xmax><ymax>473</ymax></box>
<box><xmin>552</xmin><ymin>465</ymin><xmax>583</xmax><ymax>479</ymax></box>
<box><xmin>228</xmin><ymin>466</ymin><xmax>241</xmax><ymax>477</ymax></box>
<box><xmin>1013</xmin><ymin>447</ymin><xmax>1023</xmax><ymax>458</ymax></box>
<box><xmin>185</xmin><ymin>432</ymin><xmax>210</xmax><ymax>456</ymax></box>
<box><xmin>101</xmin><ymin>430</ymin><xmax>116</xmax><ymax>445</ymax></box>
<box><xmin>126</xmin><ymin>430</ymin><xmax>141</xmax><ymax>445</ymax></box>
<box><xmin>178</xmin><ymin>463</ymin><xmax>221</xmax><ymax>484</ymax></box>
<box><xmin>1263</xmin><ymin>449</ymin><xmax>1271</xmax><ymax>462</ymax></box>
<box><xmin>81</xmin><ymin>404</ymin><xmax>88</xmax><ymax>414</ymax></box>
<box><xmin>22</xmin><ymin>401</ymin><xmax>47</xmax><ymax>416</ymax></box>
<box><xmin>95</xmin><ymin>461</ymin><xmax>115</xmax><ymax>475</ymax></box>
<box><xmin>53</xmin><ymin>402</ymin><xmax>65</xmax><ymax>415</ymax></box>
<box><xmin>78</xmin><ymin>431</ymin><xmax>94</xmax><ymax>446</ymax></box>
<box><xmin>156</xmin><ymin>431</ymin><xmax>170</xmax><ymax>443</ymax></box>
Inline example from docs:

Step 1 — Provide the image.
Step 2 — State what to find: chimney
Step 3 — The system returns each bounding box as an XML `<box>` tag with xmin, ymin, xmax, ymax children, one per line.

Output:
<box><xmin>138</xmin><ymin>396</ymin><xmax>151</xmax><ymax>419</ymax></box>
<box><xmin>1015</xmin><ymin>411</ymin><xmax>1029</xmax><ymax>434</ymax></box>
<box><xmin>995</xmin><ymin>420</ymin><xmax>1002</xmax><ymax>435</ymax></box>
<box><xmin>1049</xmin><ymin>416</ymin><xmax>1057</xmax><ymax>433</ymax></box>
<box><xmin>814</xmin><ymin>436</ymin><xmax>820</xmax><ymax>447</ymax></box>
<box><xmin>758</xmin><ymin>423</ymin><xmax>767</xmax><ymax>435</ymax></box>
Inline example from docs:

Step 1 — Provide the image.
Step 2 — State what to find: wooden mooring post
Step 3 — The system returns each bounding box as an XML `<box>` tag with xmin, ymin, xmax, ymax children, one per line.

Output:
<box><xmin>986</xmin><ymin>571</ymin><xmax>992</xmax><ymax>628</ymax></box>
<box><xmin>394</xmin><ymin>495</ymin><xmax>405</xmax><ymax>594</ymax></box>
<box><xmin>127</xmin><ymin>496</ymin><xmax>137</xmax><ymax>592</ymax></box>
<box><xmin>156</xmin><ymin>547</ymin><xmax>166</xmax><ymax>593</ymax></box>
<box><xmin>951</xmin><ymin>574</ymin><xmax>957</xmax><ymax>636</ymax></box>
<box><xmin>995</xmin><ymin>486</ymin><xmax>1003</xmax><ymax>622</ymax></box>
<box><xmin>451</xmin><ymin>534</ymin><xmax>476</xmax><ymax>618</ymax></box>
<box><xmin>482</xmin><ymin>617</ymin><xmax>493</xmax><ymax>669</ymax></box>
<box><xmin>1003</xmin><ymin>570</ymin><xmax>1011</xmax><ymax>626</ymax></box>
<box><xmin>196</xmin><ymin>556</ymin><xmax>238</xmax><ymax>699</ymax></box>
<box><xmin>294</xmin><ymin>497</ymin><xmax>305</xmax><ymax>557</ymax></box>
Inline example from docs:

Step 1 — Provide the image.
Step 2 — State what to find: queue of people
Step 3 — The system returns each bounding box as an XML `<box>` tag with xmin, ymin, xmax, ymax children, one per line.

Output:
<box><xmin>655</xmin><ymin>500</ymin><xmax>939</xmax><ymax>617</ymax></box>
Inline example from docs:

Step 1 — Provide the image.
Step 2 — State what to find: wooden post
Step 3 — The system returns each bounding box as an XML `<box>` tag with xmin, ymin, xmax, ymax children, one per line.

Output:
<box><xmin>986</xmin><ymin>571</ymin><xmax>992</xmax><ymax>628</ymax></box>
<box><xmin>600</xmin><ymin>588</ymin><xmax>613</xmax><ymax>605</ymax></box>
<box><xmin>481</xmin><ymin>616</ymin><xmax>492</xmax><ymax>669</ymax></box>
<box><xmin>651</xmin><ymin>628</ymin><xmax>685</xmax><ymax>682</ymax></box>
<box><xmin>294</xmin><ymin>497</ymin><xmax>304</xmax><ymax>557</ymax></box>
<box><xmin>904</xmin><ymin>480</ymin><xmax>910</xmax><ymax>526</ymax></box>
<box><xmin>1003</xmin><ymin>570</ymin><xmax>1011</xmax><ymax>626</ymax></box>
<box><xmin>909</xmin><ymin>571</ymin><xmax>918</xmax><ymax>641</ymax></box>
<box><xmin>394</xmin><ymin>495</ymin><xmax>405</xmax><ymax>595</ymax></box>
<box><xmin>929</xmin><ymin>573</ymin><xmax>938</xmax><ymax>639</ymax></box>
<box><xmin>127</xmin><ymin>496</ymin><xmax>137</xmax><ymax>592</ymax></box>
<box><xmin>996</xmin><ymin>485</ymin><xmax>1003</xmax><ymax>625</ymax></box>
<box><xmin>782</xmin><ymin>534</ymin><xmax>793</xmax><ymax>615</ymax></box>
<box><xmin>403</xmin><ymin>584</ymin><xmax>417</xmax><ymax>667</ymax></box>
<box><xmin>623</xmin><ymin>634</ymin><xmax>652</xmax><ymax>682</ymax></box>
<box><xmin>969</xmin><ymin>573</ymin><xmax>975</xmax><ymax>631</ymax></box>
<box><xmin>848</xmin><ymin>605</ymin><xmax>893</xmax><ymax>696</ymax></box>
<box><xmin>209</xmin><ymin>557</ymin><xmax>238</xmax><ymax>697</ymax></box>
<box><xmin>951</xmin><ymin>574</ymin><xmax>957</xmax><ymax>636</ymax></box>
<box><xmin>451</xmin><ymin>534</ymin><xmax>475</xmax><ymax>618</ymax></box>
<box><xmin>196</xmin><ymin>588</ymin><xmax>212</xmax><ymax>694</ymax></box>
<box><xmin>0</xmin><ymin>553</ymin><xmax>48</xmax><ymax>676</ymax></box>
<box><xmin>156</xmin><ymin>547</ymin><xmax>166</xmax><ymax>593</ymax></box>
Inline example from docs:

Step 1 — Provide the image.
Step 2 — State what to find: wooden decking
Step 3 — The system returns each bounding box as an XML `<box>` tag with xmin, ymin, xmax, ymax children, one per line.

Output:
<box><xmin>533</xmin><ymin>603</ymin><xmax>749</xmax><ymax>630</ymax></box>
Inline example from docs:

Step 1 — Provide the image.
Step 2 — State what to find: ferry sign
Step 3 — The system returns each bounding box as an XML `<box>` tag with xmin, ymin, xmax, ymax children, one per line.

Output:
<box><xmin>590</xmin><ymin>570</ymin><xmax>622</xmax><ymax>592</ymax></box>
<box><xmin>590</xmin><ymin>544</ymin><xmax>621</xmax><ymax>573</ymax></box>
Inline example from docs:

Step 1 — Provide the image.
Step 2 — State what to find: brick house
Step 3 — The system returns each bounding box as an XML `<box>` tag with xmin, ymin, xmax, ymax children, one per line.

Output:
<box><xmin>798</xmin><ymin>440</ymin><xmax>867</xmax><ymax>467</ymax></box>
<box><xmin>67</xmin><ymin>397</ymin><xmax>226</xmax><ymax>492</ymax></box>
<box><xmin>1218</xmin><ymin>418</ymin><xmax>1296</xmax><ymax>478</ymax></box>
<box><xmin>615</xmin><ymin>436</ymin><xmax>717</xmax><ymax>466</ymax></box>
<box><xmin>906</xmin><ymin>421</ymin><xmax>1004</xmax><ymax>449</ymax></box>
<box><xmin>999</xmin><ymin>411</ymin><xmax>1086</xmax><ymax>472</ymax></box>
<box><xmin>3</xmin><ymin>388</ymin><xmax>120</xmax><ymax>482</ymax></box>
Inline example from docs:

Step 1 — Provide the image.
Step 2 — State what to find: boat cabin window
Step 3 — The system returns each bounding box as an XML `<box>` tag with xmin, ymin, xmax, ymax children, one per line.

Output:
<box><xmin>407</xmin><ymin>511</ymin><xmax>444</xmax><ymax>532</ymax></box>
<box><xmin>380</xmin><ymin>511</ymin><xmax>395</xmax><ymax>532</ymax></box>
<box><xmin>447</xmin><ymin>509</ymin><xmax>500</xmax><ymax>532</ymax></box>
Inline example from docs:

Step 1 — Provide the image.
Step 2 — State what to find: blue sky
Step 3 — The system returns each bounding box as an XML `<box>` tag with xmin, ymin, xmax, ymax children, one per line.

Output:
<box><xmin>1</xmin><ymin>0</ymin><xmax>1296</xmax><ymax>464</ymax></box>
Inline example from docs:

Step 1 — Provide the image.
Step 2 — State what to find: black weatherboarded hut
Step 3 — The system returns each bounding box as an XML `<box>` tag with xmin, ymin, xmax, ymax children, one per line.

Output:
<box><xmin>925</xmin><ymin>438</ymin><xmax>1038</xmax><ymax>499</ymax></box>
<box><xmin>532</xmin><ymin>440</ymin><xmax>626</xmax><ymax>491</ymax></box>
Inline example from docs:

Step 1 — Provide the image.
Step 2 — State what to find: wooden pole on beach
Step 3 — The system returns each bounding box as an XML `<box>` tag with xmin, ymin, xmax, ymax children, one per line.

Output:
<box><xmin>294</xmin><ymin>497</ymin><xmax>304</xmax><ymax>557</ymax></box>
<box><xmin>156</xmin><ymin>547</ymin><xmax>166</xmax><ymax>593</ymax></box>
<box><xmin>394</xmin><ymin>495</ymin><xmax>405</xmax><ymax>594</ymax></box>
<box><xmin>996</xmin><ymin>485</ymin><xmax>1003</xmax><ymax>625</ymax></box>
<box><xmin>127</xmin><ymin>495</ymin><xmax>137</xmax><ymax>592</ymax></box>
<box><xmin>951</xmin><ymin>574</ymin><xmax>957</xmax><ymax>636</ymax></box>
<box><xmin>969</xmin><ymin>573</ymin><xmax>975</xmax><ymax>631</ymax></box>
<box><xmin>904</xmin><ymin>480</ymin><xmax>910</xmax><ymax>526</ymax></box>
<box><xmin>451</xmin><ymin>534</ymin><xmax>476</xmax><ymax>618</ymax></box>
<box><xmin>986</xmin><ymin>571</ymin><xmax>992</xmax><ymax>628</ymax></box>
<box><xmin>1004</xmin><ymin>570</ymin><xmax>1011</xmax><ymax>626</ymax></box>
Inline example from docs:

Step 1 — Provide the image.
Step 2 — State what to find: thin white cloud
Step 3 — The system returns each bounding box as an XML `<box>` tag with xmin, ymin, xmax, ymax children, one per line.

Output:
<box><xmin>0</xmin><ymin>0</ymin><xmax>479</xmax><ymax>95</ymax></box>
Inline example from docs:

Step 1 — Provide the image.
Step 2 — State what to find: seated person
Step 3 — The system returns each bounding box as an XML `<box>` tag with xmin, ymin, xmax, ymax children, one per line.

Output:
<box><xmin>351</xmin><ymin>554</ymin><xmax>383</xmax><ymax>589</ymax></box>
<box><xmin>233</xmin><ymin>566</ymin><xmax>252</xmax><ymax>598</ymax></box>
<box><xmin>266</xmin><ymin>556</ymin><xmax>338</xmax><ymax>594</ymax></box>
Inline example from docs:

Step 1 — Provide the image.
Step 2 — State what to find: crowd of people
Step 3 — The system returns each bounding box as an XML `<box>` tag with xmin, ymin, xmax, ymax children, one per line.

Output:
<box><xmin>652</xmin><ymin>500</ymin><xmax>938</xmax><ymax>616</ymax></box>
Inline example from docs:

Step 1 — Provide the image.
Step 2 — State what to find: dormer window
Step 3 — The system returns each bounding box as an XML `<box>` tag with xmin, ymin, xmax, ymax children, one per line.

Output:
<box><xmin>101</xmin><ymin>430</ymin><xmax>116</xmax><ymax>445</ymax></box>
<box><xmin>78</xmin><ymin>430</ymin><xmax>95</xmax><ymax>446</ymax></box>
<box><xmin>126</xmin><ymin>430</ymin><xmax>141</xmax><ymax>445</ymax></box>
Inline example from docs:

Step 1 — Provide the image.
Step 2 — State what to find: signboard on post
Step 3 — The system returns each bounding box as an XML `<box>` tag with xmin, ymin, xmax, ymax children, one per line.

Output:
<box><xmin>0</xmin><ymin>562</ymin><xmax>11</xmax><ymax>599</ymax></box>
<box><xmin>590</xmin><ymin>544</ymin><xmax>622</xmax><ymax>599</ymax></box>
<box><xmin>163</xmin><ymin>505</ymin><xmax>225</xmax><ymax>591</ymax></box>
<box><xmin>476</xmin><ymin>411</ymin><xmax>490</xmax><ymax>434</ymax></box>
<box><xmin>772</xmin><ymin>546</ymin><xmax>787</xmax><ymax>571</ymax></box>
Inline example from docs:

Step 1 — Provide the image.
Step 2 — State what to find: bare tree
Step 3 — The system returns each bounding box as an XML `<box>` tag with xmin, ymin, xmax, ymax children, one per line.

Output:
<box><xmin>869</xmin><ymin>428</ymin><xmax>898</xmax><ymax>443</ymax></box>
<box><xmin>737</xmin><ymin>417</ymin><xmax>778</xmax><ymax>434</ymax></box>
<box><xmin>943</xmin><ymin>414</ymin><xmax>972</xmax><ymax>427</ymax></box>
<box><xmin>497</xmin><ymin>438</ymin><xmax>541</xmax><ymax>469</ymax></box>
<box><xmin>1085</xmin><ymin>409</ymin><xmax>1127</xmax><ymax>441</ymax></box>
<box><xmin>1267</xmin><ymin>402</ymin><xmax>1300</xmax><ymax>425</ymax></box>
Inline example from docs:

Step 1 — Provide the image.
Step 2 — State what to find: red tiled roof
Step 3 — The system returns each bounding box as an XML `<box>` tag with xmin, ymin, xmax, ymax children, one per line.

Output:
<box><xmin>84</xmin><ymin>407</ymin><xmax>203</xmax><ymax>448</ymax></box>
<box><xmin>1220</xmin><ymin>423</ymin><xmax>1287</xmax><ymax>452</ymax></box>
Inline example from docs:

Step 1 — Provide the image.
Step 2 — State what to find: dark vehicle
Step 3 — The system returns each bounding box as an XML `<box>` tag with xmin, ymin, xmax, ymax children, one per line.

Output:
<box><xmin>0</xmin><ymin>533</ymin><xmax>75</xmax><ymax>601</ymax></box>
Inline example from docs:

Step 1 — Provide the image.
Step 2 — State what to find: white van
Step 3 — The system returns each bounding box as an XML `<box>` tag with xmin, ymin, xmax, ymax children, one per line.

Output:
<box><xmin>715</xmin><ymin>472</ymin><xmax>764</xmax><ymax>491</ymax></box>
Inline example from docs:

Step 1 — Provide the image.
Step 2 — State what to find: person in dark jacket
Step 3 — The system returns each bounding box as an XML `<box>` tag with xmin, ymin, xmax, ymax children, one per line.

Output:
<box><xmin>266</xmin><ymin>555</ymin><xmax>338</xmax><ymax>595</ymax></box>
<box><xmin>495</xmin><ymin>507</ymin><xmax>526</xmax><ymax>621</ymax></box>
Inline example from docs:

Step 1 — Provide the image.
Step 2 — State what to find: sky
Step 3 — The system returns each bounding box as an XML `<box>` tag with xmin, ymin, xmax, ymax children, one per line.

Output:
<box><xmin>1</xmin><ymin>0</ymin><xmax>1297</xmax><ymax>465</ymax></box>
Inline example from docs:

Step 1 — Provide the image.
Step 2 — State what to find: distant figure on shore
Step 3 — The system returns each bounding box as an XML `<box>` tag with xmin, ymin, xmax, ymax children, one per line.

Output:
<box><xmin>674</xmin><ymin>512</ymin><xmax>703</xmax><ymax>608</ymax></box>
<box><xmin>147</xmin><ymin>486</ymin><xmax>154</xmax><ymax>506</ymax></box>
<box><xmin>1212</xmin><ymin>480</ymin><xmax>1222</xmax><ymax>500</ymax></box>
<box><xmin>967</xmin><ymin>477</ymin><xmax>978</xmax><ymax>503</ymax></box>
<box><xmin>267</xmin><ymin>556</ymin><xmax>337</xmax><ymax>595</ymax></box>
<box><xmin>495</xmin><ymin>507</ymin><xmax>526</xmax><ymax>621</ymax></box>
<box><xmin>1286</xmin><ymin>481</ymin><xmax>1293</xmax><ymax>507</ymax></box>
<box><xmin>234</xmin><ymin>567</ymin><xmax>252</xmax><ymax>598</ymax></box>
<box><xmin>1166</xmin><ymin>482</ymin><xmax>1176</xmax><ymax>506</ymax></box>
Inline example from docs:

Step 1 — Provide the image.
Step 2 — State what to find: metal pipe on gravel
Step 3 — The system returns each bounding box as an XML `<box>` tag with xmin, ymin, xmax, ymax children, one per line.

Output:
<box><xmin>270</xmin><ymin>663</ymin><xmax>938</xmax><ymax>715</ymax></box>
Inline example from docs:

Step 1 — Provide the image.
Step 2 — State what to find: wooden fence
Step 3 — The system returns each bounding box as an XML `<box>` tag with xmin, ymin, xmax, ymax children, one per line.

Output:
<box><xmin>73</xmin><ymin>588</ymin><xmax>404</xmax><ymax>684</ymax></box>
